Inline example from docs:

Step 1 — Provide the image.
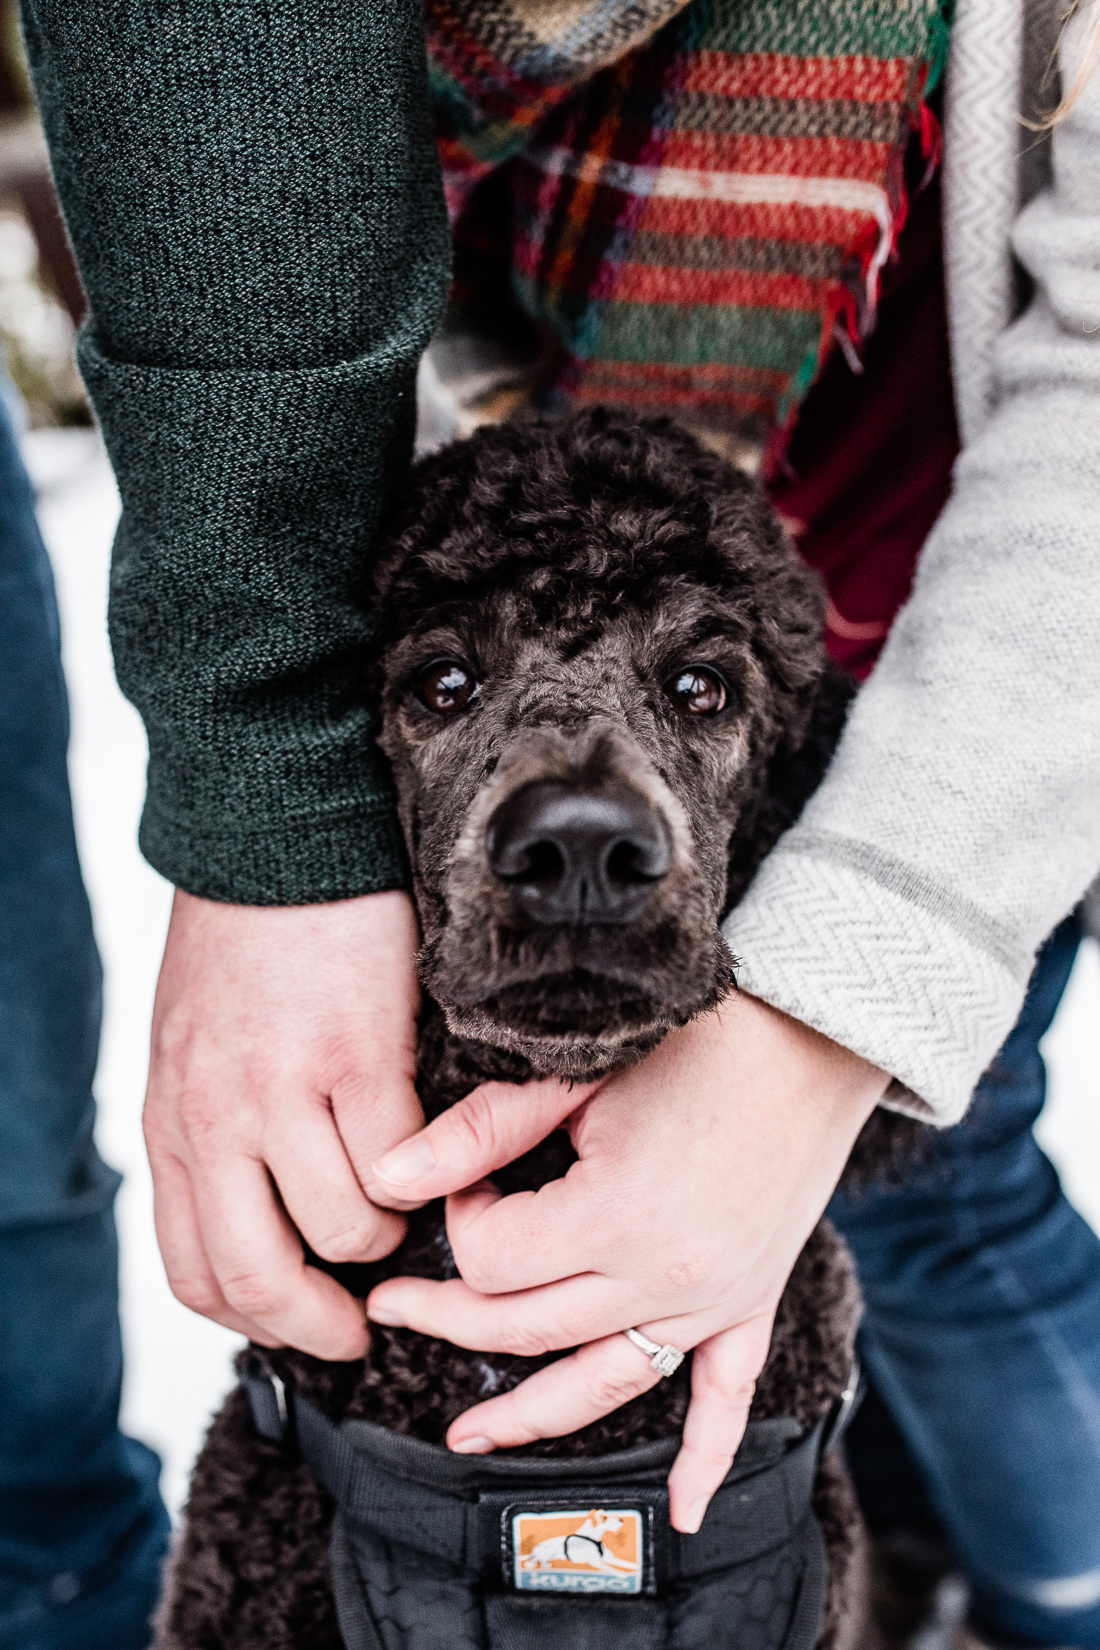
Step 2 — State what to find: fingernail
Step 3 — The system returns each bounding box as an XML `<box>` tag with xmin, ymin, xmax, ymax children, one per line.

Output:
<box><xmin>450</xmin><ymin>1436</ymin><xmax>494</xmax><ymax>1455</ymax></box>
<box><xmin>367</xmin><ymin>1305</ymin><xmax>405</xmax><ymax>1327</ymax></box>
<box><xmin>682</xmin><ymin>1497</ymin><xmax>707</xmax><ymax>1535</ymax></box>
<box><xmin>371</xmin><ymin>1138</ymin><xmax>436</xmax><ymax>1185</ymax></box>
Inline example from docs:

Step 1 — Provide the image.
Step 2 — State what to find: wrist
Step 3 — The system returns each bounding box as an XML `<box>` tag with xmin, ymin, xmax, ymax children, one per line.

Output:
<box><xmin>715</xmin><ymin>991</ymin><xmax>889</xmax><ymax>1198</ymax></box>
<box><xmin>739</xmin><ymin>987</ymin><xmax>887</xmax><ymax>1098</ymax></box>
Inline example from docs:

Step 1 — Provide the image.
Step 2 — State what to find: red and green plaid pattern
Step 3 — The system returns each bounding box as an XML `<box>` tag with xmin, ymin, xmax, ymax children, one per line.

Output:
<box><xmin>427</xmin><ymin>0</ymin><xmax>950</xmax><ymax>456</ymax></box>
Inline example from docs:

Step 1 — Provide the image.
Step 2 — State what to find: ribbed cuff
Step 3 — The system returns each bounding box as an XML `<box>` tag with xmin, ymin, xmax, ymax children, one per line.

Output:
<box><xmin>722</xmin><ymin>834</ymin><xmax>1035</xmax><ymax>1123</ymax></box>
<box><xmin>138</xmin><ymin>796</ymin><xmax>409</xmax><ymax>907</ymax></box>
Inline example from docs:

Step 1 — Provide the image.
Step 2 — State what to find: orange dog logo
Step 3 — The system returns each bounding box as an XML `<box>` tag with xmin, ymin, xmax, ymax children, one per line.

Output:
<box><xmin>512</xmin><ymin>1508</ymin><xmax>643</xmax><ymax>1593</ymax></box>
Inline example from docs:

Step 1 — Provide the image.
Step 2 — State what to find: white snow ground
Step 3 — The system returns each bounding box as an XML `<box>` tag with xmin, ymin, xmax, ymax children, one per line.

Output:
<box><xmin>27</xmin><ymin>427</ymin><xmax>1100</xmax><ymax>1520</ymax></box>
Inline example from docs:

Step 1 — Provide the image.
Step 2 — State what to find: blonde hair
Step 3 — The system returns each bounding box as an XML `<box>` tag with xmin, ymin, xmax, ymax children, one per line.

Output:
<box><xmin>1032</xmin><ymin>0</ymin><xmax>1100</xmax><ymax>127</ymax></box>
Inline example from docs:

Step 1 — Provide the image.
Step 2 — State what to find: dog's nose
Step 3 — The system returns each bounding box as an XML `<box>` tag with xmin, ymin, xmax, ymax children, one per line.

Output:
<box><xmin>485</xmin><ymin>782</ymin><xmax>671</xmax><ymax>926</ymax></box>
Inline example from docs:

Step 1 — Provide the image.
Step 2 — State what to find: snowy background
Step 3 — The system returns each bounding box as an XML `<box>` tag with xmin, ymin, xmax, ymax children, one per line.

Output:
<box><xmin>29</xmin><ymin>427</ymin><xmax>1100</xmax><ymax>1519</ymax></box>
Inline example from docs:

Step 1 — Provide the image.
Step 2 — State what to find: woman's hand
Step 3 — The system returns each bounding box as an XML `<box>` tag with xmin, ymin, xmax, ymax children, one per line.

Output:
<box><xmin>366</xmin><ymin>992</ymin><xmax>887</xmax><ymax>1532</ymax></box>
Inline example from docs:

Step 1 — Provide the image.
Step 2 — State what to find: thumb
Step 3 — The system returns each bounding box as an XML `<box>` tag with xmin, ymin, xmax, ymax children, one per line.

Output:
<box><xmin>365</xmin><ymin>1074</ymin><xmax>599</xmax><ymax>1206</ymax></box>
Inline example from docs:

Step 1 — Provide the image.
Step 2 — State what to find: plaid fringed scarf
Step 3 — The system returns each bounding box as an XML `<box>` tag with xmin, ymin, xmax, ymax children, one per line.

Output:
<box><xmin>426</xmin><ymin>0</ymin><xmax>951</xmax><ymax>460</ymax></box>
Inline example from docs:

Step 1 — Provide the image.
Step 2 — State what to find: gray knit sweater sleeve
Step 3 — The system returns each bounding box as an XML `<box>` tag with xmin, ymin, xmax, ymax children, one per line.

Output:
<box><xmin>723</xmin><ymin>5</ymin><xmax>1100</xmax><ymax>1123</ymax></box>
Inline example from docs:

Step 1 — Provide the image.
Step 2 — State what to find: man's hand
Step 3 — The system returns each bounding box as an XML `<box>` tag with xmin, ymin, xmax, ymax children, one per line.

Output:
<box><xmin>365</xmin><ymin>993</ymin><xmax>887</xmax><ymax>1532</ymax></box>
<box><xmin>144</xmin><ymin>888</ymin><xmax>422</xmax><ymax>1359</ymax></box>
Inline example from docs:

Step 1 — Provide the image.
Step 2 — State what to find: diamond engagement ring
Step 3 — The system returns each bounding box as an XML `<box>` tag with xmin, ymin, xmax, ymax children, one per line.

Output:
<box><xmin>623</xmin><ymin>1327</ymin><xmax>685</xmax><ymax>1377</ymax></box>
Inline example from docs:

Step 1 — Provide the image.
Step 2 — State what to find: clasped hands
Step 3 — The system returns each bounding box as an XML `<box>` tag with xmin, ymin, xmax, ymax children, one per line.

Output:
<box><xmin>144</xmin><ymin>890</ymin><xmax>885</xmax><ymax>1533</ymax></box>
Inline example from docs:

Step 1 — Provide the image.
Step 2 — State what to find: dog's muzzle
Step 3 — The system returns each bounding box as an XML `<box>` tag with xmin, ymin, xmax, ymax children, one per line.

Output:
<box><xmin>243</xmin><ymin>1357</ymin><xmax>859</xmax><ymax>1650</ymax></box>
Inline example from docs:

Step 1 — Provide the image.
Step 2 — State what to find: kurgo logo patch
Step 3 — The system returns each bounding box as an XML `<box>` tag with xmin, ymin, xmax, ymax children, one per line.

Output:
<box><xmin>511</xmin><ymin>1508</ymin><xmax>643</xmax><ymax>1593</ymax></box>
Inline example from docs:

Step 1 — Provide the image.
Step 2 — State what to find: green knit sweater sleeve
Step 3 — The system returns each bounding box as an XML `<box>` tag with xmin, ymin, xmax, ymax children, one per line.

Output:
<box><xmin>20</xmin><ymin>0</ymin><xmax>450</xmax><ymax>904</ymax></box>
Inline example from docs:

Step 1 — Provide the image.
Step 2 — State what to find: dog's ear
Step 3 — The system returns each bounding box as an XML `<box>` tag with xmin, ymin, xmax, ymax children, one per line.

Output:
<box><xmin>724</xmin><ymin>661</ymin><xmax>856</xmax><ymax>912</ymax></box>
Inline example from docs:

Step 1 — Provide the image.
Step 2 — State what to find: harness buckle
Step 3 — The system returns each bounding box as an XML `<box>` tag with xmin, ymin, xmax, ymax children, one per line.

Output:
<box><xmin>242</xmin><ymin>1356</ymin><xmax>296</xmax><ymax>1450</ymax></box>
<box><xmin>821</xmin><ymin>1358</ymin><xmax>863</xmax><ymax>1455</ymax></box>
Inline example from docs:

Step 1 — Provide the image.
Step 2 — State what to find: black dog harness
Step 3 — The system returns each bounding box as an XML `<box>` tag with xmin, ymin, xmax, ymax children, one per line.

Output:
<box><xmin>244</xmin><ymin>1360</ymin><xmax>858</xmax><ymax>1650</ymax></box>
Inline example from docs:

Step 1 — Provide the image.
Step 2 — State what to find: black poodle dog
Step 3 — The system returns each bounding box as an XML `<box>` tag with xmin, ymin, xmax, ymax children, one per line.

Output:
<box><xmin>156</xmin><ymin>410</ymin><xmax>892</xmax><ymax>1650</ymax></box>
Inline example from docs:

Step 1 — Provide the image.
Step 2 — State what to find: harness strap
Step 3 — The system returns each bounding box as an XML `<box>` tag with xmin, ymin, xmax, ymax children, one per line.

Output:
<box><xmin>242</xmin><ymin>1358</ymin><xmax>859</xmax><ymax>1586</ymax></box>
<box><xmin>781</xmin><ymin>1515</ymin><xmax>831</xmax><ymax>1650</ymax></box>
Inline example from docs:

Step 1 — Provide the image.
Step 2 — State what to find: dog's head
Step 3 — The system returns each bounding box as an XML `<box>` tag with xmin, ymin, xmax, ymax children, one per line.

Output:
<box><xmin>374</xmin><ymin>409</ymin><xmax>837</xmax><ymax>1077</ymax></box>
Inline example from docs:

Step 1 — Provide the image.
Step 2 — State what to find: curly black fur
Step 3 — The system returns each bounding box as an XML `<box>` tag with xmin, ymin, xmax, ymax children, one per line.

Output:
<box><xmin>160</xmin><ymin>410</ymin><xmax>916</xmax><ymax>1650</ymax></box>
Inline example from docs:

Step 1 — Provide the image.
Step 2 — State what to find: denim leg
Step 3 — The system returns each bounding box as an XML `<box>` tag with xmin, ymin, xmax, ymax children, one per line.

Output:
<box><xmin>830</xmin><ymin>916</ymin><xmax>1100</xmax><ymax>1649</ymax></box>
<box><xmin>0</xmin><ymin>402</ymin><xmax>169</xmax><ymax>1650</ymax></box>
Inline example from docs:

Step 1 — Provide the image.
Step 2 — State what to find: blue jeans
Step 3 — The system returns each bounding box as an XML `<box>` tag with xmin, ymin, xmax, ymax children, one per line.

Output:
<box><xmin>831</xmin><ymin>915</ymin><xmax>1100</xmax><ymax>1649</ymax></box>
<box><xmin>0</xmin><ymin>402</ymin><xmax>169</xmax><ymax>1649</ymax></box>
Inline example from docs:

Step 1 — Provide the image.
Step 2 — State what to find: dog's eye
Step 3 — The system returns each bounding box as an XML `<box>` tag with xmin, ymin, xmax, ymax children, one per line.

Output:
<box><xmin>417</xmin><ymin>660</ymin><xmax>480</xmax><ymax>715</ymax></box>
<box><xmin>663</xmin><ymin>667</ymin><xmax>727</xmax><ymax>717</ymax></box>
